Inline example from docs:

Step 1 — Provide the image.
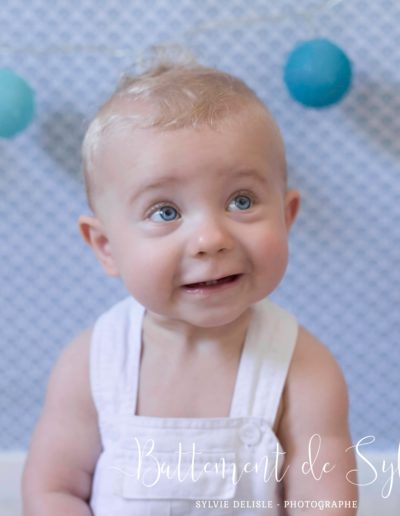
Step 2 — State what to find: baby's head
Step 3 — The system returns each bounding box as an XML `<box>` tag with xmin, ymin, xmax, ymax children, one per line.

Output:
<box><xmin>79</xmin><ymin>52</ymin><xmax>300</xmax><ymax>328</ymax></box>
<box><xmin>81</xmin><ymin>53</ymin><xmax>289</xmax><ymax>211</ymax></box>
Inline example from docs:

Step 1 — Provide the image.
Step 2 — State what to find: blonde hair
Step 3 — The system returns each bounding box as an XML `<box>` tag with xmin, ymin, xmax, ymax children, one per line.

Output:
<box><xmin>81</xmin><ymin>46</ymin><xmax>276</xmax><ymax>210</ymax></box>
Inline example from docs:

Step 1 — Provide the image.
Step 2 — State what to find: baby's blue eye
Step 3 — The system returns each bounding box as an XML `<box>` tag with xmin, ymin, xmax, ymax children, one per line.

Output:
<box><xmin>150</xmin><ymin>205</ymin><xmax>180</xmax><ymax>222</ymax></box>
<box><xmin>229</xmin><ymin>194</ymin><xmax>253</xmax><ymax>211</ymax></box>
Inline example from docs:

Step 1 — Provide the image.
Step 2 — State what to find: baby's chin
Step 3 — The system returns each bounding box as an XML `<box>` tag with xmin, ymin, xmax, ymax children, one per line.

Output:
<box><xmin>143</xmin><ymin>286</ymin><xmax>271</xmax><ymax>329</ymax></box>
<box><xmin>182</xmin><ymin>311</ymin><xmax>247</xmax><ymax>330</ymax></box>
<box><xmin>152</xmin><ymin>303</ymin><xmax>253</xmax><ymax>332</ymax></box>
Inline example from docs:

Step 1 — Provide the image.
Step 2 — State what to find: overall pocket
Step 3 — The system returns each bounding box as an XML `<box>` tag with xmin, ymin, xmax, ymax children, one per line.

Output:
<box><xmin>112</xmin><ymin>447</ymin><xmax>238</xmax><ymax>501</ymax></box>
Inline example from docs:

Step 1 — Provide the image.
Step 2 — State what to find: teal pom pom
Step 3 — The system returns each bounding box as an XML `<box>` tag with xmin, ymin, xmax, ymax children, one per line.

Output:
<box><xmin>0</xmin><ymin>69</ymin><xmax>35</xmax><ymax>138</ymax></box>
<box><xmin>284</xmin><ymin>38</ymin><xmax>352</xmax><ymax>108</ymax></box>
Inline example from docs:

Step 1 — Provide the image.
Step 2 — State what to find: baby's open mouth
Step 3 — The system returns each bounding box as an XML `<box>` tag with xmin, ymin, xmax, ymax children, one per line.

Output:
<box><xmin>184</xmin><ymin>274</ymin><xmax>241</xmax><ymax>289</ymax></box>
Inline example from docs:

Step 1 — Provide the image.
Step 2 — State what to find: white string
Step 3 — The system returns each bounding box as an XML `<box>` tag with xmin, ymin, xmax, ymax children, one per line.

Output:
<box><xmin>0</xmin><ymin>0</ymin><xmax>348</xmax><ymax>57</ymax></box>
<box><xmin>184</xmin><ymin>0</ymin><xmax>347</xmax><ymax>34</ymax></box>
<box><xmin>0</xmin><ymin>44</ymin><xmax>130</xmax><ymax>57</ymax></box>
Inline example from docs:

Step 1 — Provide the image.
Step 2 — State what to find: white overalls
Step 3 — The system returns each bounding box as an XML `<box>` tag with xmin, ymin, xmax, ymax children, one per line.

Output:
<box><xmin>89</xmin><ymin>296</ymin><xmax>298</xmax><ymax>515</ymax></box>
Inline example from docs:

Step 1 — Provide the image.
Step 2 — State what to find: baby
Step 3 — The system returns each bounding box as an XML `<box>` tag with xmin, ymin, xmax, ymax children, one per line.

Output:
<box><xmin>22</xmin><ymin>54</ymin><xmax>358</xmax><ymax>515</ymax></box>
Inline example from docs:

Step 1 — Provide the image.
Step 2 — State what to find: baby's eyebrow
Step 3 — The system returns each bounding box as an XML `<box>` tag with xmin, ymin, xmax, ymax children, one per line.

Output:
<box><xmin>229</xmin><ymin>168</ymin><xmax>269</xmax><ymax>185</ymax></box>
<box><xmin>128</xmin><ymin>168</ymin><xmax>268</xmax><ymax>203</ymax></box>
<box><xmin>128</xmin><ymin>175</ymin><xmax>181</xmax><ymax>204</ymax></box>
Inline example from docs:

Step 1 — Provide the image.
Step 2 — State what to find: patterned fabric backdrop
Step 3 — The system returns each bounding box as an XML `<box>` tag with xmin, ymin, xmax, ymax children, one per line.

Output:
<box><xmin>0</xmin><ymin>0</ymin><xmax>399</xmax><ymax>450</ymax></box>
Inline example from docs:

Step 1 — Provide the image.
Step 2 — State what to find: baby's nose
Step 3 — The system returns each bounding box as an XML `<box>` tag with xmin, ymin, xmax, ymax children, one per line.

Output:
<box><xmin>187</xmin><ymin>216</ymin><xmax>235</xmax><ymax>256</ymax></box>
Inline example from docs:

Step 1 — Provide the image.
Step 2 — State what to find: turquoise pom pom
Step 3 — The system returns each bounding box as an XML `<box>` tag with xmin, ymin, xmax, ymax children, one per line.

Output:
<box><xmin>284</xmin><ymin>38</ymin><xmax>352</xmax><ymax>108</ymax></box>
<box><xmin>0</xmin><ymin>69</ymin><xmax>35</xmax><ymax>138</ymax></box>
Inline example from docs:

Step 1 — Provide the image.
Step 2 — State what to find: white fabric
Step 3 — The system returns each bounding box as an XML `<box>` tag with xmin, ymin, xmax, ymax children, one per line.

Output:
<box><xmin>89</xmin><ymin>296</ymin><xmax>298</xmax><ymax>515</ymax></box>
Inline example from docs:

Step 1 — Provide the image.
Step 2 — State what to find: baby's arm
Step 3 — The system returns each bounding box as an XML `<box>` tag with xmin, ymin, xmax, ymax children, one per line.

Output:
<box><xmin>278</xmin><ymin>327</ymin><xmax>358</xmax><ymax>515</ymax></box>
<box><xmin>22</xmin><ymin>328</ymin><xmax>101</xmax><ymax>516</ymax></box>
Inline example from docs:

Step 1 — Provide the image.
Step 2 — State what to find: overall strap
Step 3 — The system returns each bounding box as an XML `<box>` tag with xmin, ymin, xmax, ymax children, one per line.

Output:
<box><xmin>230</xmin><ymin>298</ymin><xmax>298</xmax><ymax>427</ymax></box>
<box><xmin>90</xmin><ymin>297</ymin><xmax>141</xmax><ymax>440</ymax></box>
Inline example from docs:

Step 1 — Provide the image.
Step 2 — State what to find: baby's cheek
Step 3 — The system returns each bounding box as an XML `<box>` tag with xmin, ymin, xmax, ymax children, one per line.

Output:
<box><xmin>254</xmin><ymin>230</ymin><xmax>289</xmax><ymax>279</ymax></box>
<box><xmin>124</xmin><ymin>250</ymin><xmax>174</xmax><ymax>305</ymax></box>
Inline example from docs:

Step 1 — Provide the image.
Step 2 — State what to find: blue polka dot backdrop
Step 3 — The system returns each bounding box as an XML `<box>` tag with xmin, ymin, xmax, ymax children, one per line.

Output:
<box><xmin>0</xmin><ymin>0</ymin><xmax>399</xmax><ymax>453</ymax></box>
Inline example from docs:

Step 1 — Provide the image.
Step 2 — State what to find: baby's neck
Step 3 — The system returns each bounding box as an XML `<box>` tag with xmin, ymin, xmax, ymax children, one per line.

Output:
<box><xmin>142</xmin><ymin>307</ymin><xmax>252</xmax><ymax>358</ymax></box>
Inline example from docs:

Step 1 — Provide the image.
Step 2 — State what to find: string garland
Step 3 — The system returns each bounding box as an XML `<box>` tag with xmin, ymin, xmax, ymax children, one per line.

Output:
<box><xmin>184</xmin><ymin>0</ymin><xmax>347</xmax><ymax>35</ymax></box>
<box><xmin>0</xmin><ymin>0</ymin><xmax>347</xmax><ymax>57</ymax></box>
<box><xmin>0</xmin><ymin>0</ymin><xmax>351</xmax><ymax>138</ymax></box>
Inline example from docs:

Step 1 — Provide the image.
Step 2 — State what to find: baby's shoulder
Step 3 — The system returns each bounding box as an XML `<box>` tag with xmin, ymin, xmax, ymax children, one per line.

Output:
<box><xmin>291</xmin><ymin>326</ymin><xmax>339</xmax><ymax>374</ymax></box>
<box><xmin>276</xmin><ymin>325</ymin><xmax>352</xmax><ymax>462</ymax></box>
<box><xmin>280</xmin><ymin>325</ymin><xmax>349</xmax><ymax>422</ymax></box>
<box><xmin>288</xmin><ymin>325</ymin><xmax>347</xmax><ymax>389</ymax></box>
<box><xmin>46</xmin><ymin>327</ymin><xmax>95</xmax><ymax>413</ymax></box>
<box><xmin>57</xmin><ymin>327</ymin><xmax>93</xmax><ymax>374</ymax></box>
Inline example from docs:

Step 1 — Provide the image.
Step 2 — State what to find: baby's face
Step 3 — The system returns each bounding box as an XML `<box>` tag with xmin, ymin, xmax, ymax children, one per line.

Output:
<box><xmin>81</xmin><ymin>108</ymin><xmax>300</xmax><ymax>328</ymax></box>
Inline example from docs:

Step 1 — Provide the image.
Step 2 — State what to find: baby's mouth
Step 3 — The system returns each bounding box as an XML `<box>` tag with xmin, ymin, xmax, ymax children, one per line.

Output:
<box><xmin>184</xmin><ymin>274</ymin><xmax>241</xmax><ymax>289</ymax></box>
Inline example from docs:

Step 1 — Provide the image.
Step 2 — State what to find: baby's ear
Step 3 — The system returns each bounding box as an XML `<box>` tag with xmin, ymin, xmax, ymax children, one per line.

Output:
<box><xmin>284</xmin><ymin>189</ymin><xmax>301</xmax><ymax>231</ymax></box>
<box><xmin>78</xmin><ymin>215</ymin><xmax>119</xmax><ymax>277</ymax></box>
